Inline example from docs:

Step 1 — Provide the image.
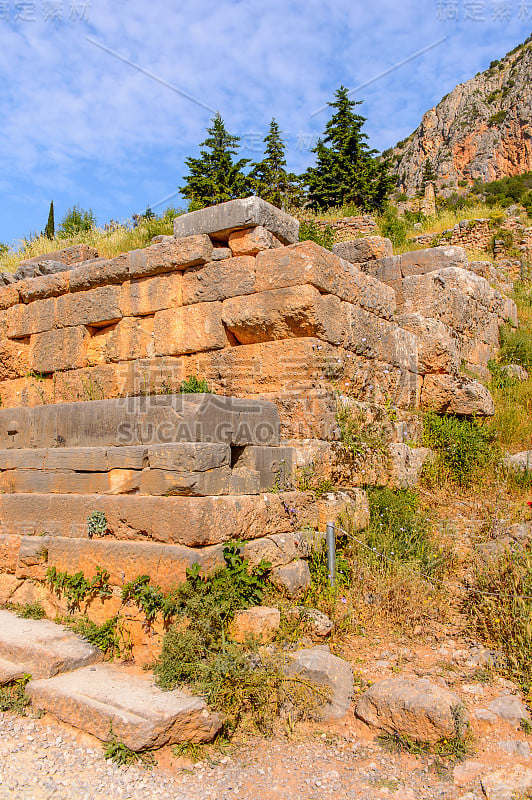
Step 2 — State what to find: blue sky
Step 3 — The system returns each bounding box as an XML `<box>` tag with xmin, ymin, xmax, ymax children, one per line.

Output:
<box><xmin>1</xmin><ymin>0</ymin><xmax>531</xmax><ymax>246</ymax></box>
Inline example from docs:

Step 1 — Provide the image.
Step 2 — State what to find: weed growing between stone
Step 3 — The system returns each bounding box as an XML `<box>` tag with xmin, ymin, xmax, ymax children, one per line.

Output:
<box><xmin>298</xmin><ymin>220</ymin><xmax>334</xmax><ymax>250</ymax></box>
<box><xmin>4</xmin><ymin>601</ymin><xmax>45</xmax><ymax>620</ymax></box>
<box><xmin>103</xmin><ymin>726</ymin><xmax>155</xmax><ymax>768</ymax></box>
<box><xmin>154</xmin><ymin>545</ymin><xmax>327</xmax><ymax>735</ymax></box>
<box><xmin>179</xmin><ymin>375</ymin><xmax>212</xmax><ymax>393</ymax></box>
<box><xmin>65</xmin><ymin>616</ymin><xmax>131</xmax><ymax>660</ymax></box>
<box><xmin>0</xmin><ymin>676</ymin><xmax>31</xmax><ymax>715</ymax></box>
<box><xmin>46</xmin><ymin>566</ymin><xmax>112</xmax><ymax>612</ymax></box>
<box><xmin>422</xmin><ymin>412</ymin><xmax>500</xmax><ymax>487</ymax></box>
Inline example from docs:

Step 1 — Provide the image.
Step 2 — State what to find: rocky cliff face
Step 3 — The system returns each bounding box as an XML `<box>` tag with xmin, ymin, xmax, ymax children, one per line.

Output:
<box><xmin>389</xmin><ymin>36</ymin><xmax>532</xmax><ymax>193</ymax></box>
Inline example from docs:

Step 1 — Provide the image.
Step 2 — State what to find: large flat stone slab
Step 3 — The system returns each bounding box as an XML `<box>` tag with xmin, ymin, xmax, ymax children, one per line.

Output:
<box><xmin>0</xmin><ymin>656</ymin><xmax>27</xmax><ymax>685</ymax></box>
<box><xmin>173</xmin><ymin>197</ymin><xmax>299</xmax><ymax>245</ymax></box>
<box><xmin>0</xmin><ymin>610</ymin><xmax>101</xmax><ymax>679</ymax></box>
<box><xmin>0</xmin><ymin>491</ymin><xmax>319</xmax><ymax>545</ymax></box>
<box><xmin>27</xmin><ymin>664</ymin><xmax>221</xmax><ymax>750</ymax></box>
<box><xmin>0</xmin><ymin>394</ymin><xmax>281</xmax><ymax>449</ymax></box>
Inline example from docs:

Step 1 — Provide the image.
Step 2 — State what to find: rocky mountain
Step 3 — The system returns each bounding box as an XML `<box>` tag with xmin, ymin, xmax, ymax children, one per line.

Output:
<box><xmin>388</xmin><ymin>35</ymin><xmax>532</xmax><ymax>194</ymax></box>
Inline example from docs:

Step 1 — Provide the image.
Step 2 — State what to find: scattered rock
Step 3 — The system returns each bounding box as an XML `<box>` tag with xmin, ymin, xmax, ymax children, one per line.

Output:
<box><xmin>488</xmin><ymin>694</ymin><xmax>531</xmax><ymax>726</ymax></box>
<box><xmin>505</xmin><ymin>450</ymin><xmax>532</xmax><ymax>473</ymax></box>
<box><xmin>270</xmin><ymin>560</ymin><xmax>311</xmax><ymax>597</ymax></box>
<box><xmin>355</xmin><ymin>677</ymin><xmax>468</xmax><ymax>743</ymax></box>
<box><xmin>453</xmin><ymin>760</ymin><xmax>485</xmax><ymax>787</ymax></box>
<box><xmin>500</xmin><ymin>363</ymin><xmax>529</xmax><ymax>381</ymax></box>
<box><xmin>228</xmin><ymin>606</ymin><xmax>281</xmax><ymax>644</ymax></box>
<box><xmin>388</xmin><ymin>444</ymin><xmax>434</xmax><ymax>489</ymax></box>
<box><xmin>481</xmin><ymin>766</ymin><xmax>532</xmax><ymax>800</ymax></box>
<box><xmin>497</xmin><ymin>739</ymin><xmax>531</xmax><ymax>758</ymax></box>
<box><xmin>284</xmin><ymin>607</ymin><xmax>334</xmax><ymax>640</ymax></box>
<box><xmin>283</xmin><ymin>645</ymin><xmax>353</xmax><ymax>720</ymax></box>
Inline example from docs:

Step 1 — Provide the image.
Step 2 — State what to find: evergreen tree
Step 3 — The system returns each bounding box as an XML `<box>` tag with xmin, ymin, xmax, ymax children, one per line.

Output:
<box><xmin>422</xmin><ymin>160</ymin><xmax>437</xmax><ymax>188</ymax></box>
<box><xmin>304</xmin><ymin>86</ymin><xmax>395</xmax><ymax>211</ymax></box>
<box><xmin>249</xmin><ymin>118</ymin><xmax>299</xmax><ymax>208</ymax></box>
<box><xmin>180</xmin><ymin>113</ymin><xmax>250</xmax><ymax>208</ymax></box>
<box><xmin>44</xmin><ymin>201</ymin><xmax>55</xmax><ymax>240</ymax></box>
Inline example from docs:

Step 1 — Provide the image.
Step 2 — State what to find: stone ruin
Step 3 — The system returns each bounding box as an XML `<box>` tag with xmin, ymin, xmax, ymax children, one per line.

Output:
<box><xmin>0</xmin><ymin>196</ymin><xmax>517</xmax><ymax>654</ymax></box>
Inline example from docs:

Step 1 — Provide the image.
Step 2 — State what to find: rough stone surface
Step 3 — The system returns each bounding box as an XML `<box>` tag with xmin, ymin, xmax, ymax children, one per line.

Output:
<box><xmin>270</xmin><ymin>560</ymin><xmax>312</xmax><ymax>597</ymax></box>
<box><xmin>488</xmin><ymin>693</ymin><xmax>531</xmax><ymax>726</ymax></box>
<box><xmin>173</xmin><ymin>196</ymin><xmax>299</xmax><ymax>245</ymax></box>
<box><xmin>421</xmin><ymin>374</ymin><xmax>495</xmax><ymax>416</ymax></box>
<box><xmin>285</xmin><ymin>607</ymin><xmax>334</xmax><ymax>640</ymax></box>
<box><xmin>128</xmin><ymin>235</ymin><xmax>213</xmax><ymax>278</ymax></box>
<box><xmin>355</xmin><ymin>677</ymin><xmax>468</xmax><ymax>743</ymax></box>
<box><xmin>284</xmin><ymin>645</ymin><xmax>353</xmax><ymax>720</ymax></box>
<box><xmin>228</xmin><ymin>606</ymin><xmax>281</xmax><ymax>643</ymax></box>
<box><xmin>500</xmin><ymin>363</ymin><xmax>529</xmax><ymax>381</ymax></box>
<box><xmin>228</xmin><ymin>225</ymin><xmax>282</xmax><ymax>255</ymax></box>
<box><xmin>505</xmin><ymin>451</ymin><xmax>532</xmax><ymax>473</ymax></box>
<box><xmin>182</xmin><ymin>256</ymin><xmax>255</xmax><ymax>305</ymax></box>
<box><xmin>27</xmin><ymin>663</ymin><xmax>221</xmax><ymax>750</ymax></box>
<box><xmin>481</xmin><ymin>767</ymin><xmax>532</xmax><ymax>800</ymax></box>
<box><xmin>332</xmin><ymin>236</ymin><xmax>393</xmax><ymax>263</ymax></box>
<box><xmin>389</xmin><ymin>444</ymin><xmax>434</xmax><ymax>489</ymax></box>
<box><xmin>0</xmin><ymin>610</ymin><xmax>101</xmax><ymax>679</ymax></box>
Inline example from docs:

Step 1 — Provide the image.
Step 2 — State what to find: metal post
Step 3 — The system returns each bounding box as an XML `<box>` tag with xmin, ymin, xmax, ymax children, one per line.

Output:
<box><xmin>326</xmin><ymin>521</ymin><xmax>336</xmax><ymax>588</ymax></box>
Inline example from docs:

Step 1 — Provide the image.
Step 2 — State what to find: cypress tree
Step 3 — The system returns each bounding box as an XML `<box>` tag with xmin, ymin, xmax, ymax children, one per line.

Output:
<box><xmin>180</xmin><ymin>113</ymin><xmax>250</xmax><ymax>208</ymax></box>
<box><xmin>305</xmin><ymin>86</ymin><xmax>394</xmax><ymax>211</ymax></box>
<box><xmin>249</xmin><ymin>118</ymin><xmax>299</xmax><ymax>208</ymax></box>
<box><xmin>44</xmin><ymin>201</ymin><xmax>55</xmax><ymax>239</ymax></box>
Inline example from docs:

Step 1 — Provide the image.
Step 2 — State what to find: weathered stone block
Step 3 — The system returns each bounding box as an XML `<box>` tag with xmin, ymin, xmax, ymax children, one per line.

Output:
<box><xmin>56</xmin><ymin>285</ymin><xmax>122</xmax><ymax>328</ymax></box>
<box><xmin>228</xmin><ymin>607</ymin><xmax>280</xmax><ymax>643</ymax></box>
<box><xmin>139</xmin><ymin>466</ymin><xmax>231</xmax><ymax>496</ymax></box>
<box><xmin>86</xmin><ymin>317</ymin><xmax>155</xmax><ymax>365</ymax></box>
<box><xmin>388</xmin><ymin>444</ymin><xmax>434</xmax><ymax>489</ymax></box>
<box><xmin>43</xmin><ymin>447</ymin><xmax>109</xmax><ymax>471</ymax></box>
<box><xmin>0</xmin><ymin>609</ymin><xmax>100</xmax><ymax>679</ymax></box>
<box><xmin>128</xmin><ymin>235</ymin><xmax>213</xmax><ymax>278</ymax></box>
<box><xmin>69</xmin><ymin>254</ymin><xmax>129</xmax><ymax>292</ymax></box>
<box><xmin>181</xmin><ymin>256</ymin><xmax>255</xmax><ymax>305</ymax></box>
<box><xmin>229</xmin><ymin>467</ymin><xmax>261</xmax><ymax>495</ymax></box>
<box><xmin>0</xmin><ymin>469</ymin><xmax>110</xmax><ymax>495</ymax></box>
<box><xmin>18</xmin><ymin>272</ymin><xmax>70</xmax><ymax>303</ymax></box>
<box><xmin>345</xmin><ymin>305</ymin><xmax>419</xmax><ymax>372</ymax></box>
<box><xmin>332</xmin><ymin>236</ymin><xmax>393</xmax><ymax>263</ymax></box>
<box><xmin>154</xmin><ymin>301</ymin><xmax>227</xmax><ymax>356</ymax></box>
<box><xmin>0</xmin><ymin>285</ymin><xmax>20</xmax><ymax>311</ymax></box>
<box><xmin>29</xmin><ymin>326</ymin><xmax>90</xmax><ymax>373</ymax></box>
<box><xmin>397</xmin><ymin>246</ymin><xmax>467</xmax><ymax>277</ymax></box>
<box><xmin>270</xmin><ymin>560</ymin><xmax>311</xmax><ymax>597</ymax></box>
<box><xmin>234</xmin><ymin>444</ymin><xmax>295</xmax><ymax>491</ymax></box>
<box><xmin>395</xmin><ymin>312</ymin><xmax>460</xmax><ymax>374</ymax></box>
<box><xmin>148</xmin><ymin>442</ymin><xmax>230</xmax><ymax>471</ymax></box>
<box><xmin>120</xmin><ymin>273</ymin><xmax>182</xmax><ymax>316</ymax></box>
<box><xmin>284</xmin><ymin>645</ymin><xmax>353</xmax><ymax>719</ymax></box>
<box><xmin>27</xmin><ymin>664</ymin><xmax>221</xmax><ymax>749</ymax></box>
<box><xmin>173</xmin><ymin>196</ymin><xmax>299</xmax><ymax>245</ymax></box>
<box><xmin>7</xmin><ymin>296</ymin><xmax>56</xmax><ymax>338</ymax></box>
<box><xmin>222</xmin><ymin>285</ymin><xmax>346</xmax><ymax>345</ymax></box>
<box><xmin>421</xmin><ymin>374</ymin><xmax>495</xmax><ymax>416</ymax></box>
<box><xmin>19</xmin><ymin>244</ymin><xmax>99</xmax><ymax>268</ymax></box>
<box><xmin>228</xmin><ymin>226</ymin><xmax>282</xmax><ymax>256</ymax></box>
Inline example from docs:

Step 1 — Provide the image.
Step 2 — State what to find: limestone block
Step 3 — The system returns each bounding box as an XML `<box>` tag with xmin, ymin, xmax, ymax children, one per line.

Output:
<box><xmin>19</xmin><ymin>244</ymin><xmax>98</xmax><ymax>268</ymax></box>
<box><xmin>229</xmin><ymin>467</ymin><xmax>261</xmax><ymax>495</ymax></box>
<box><xmin>0</xmin><ymin>449</ymin><xmax>47</xmax><ymax>469</ymax></box>
<box><xmin>0</xmin><ymin>469</ymin><xmax>111</xmax><ymax>495</ymax></box>
<box><xmin>7</xmin><ymin>296</ymin><xmax>56</xmax><ymax>337</ymax></box>
<box><xmin>228</xmin><ymin>607</ymin><xmax>281</xmax><ymax>643</ymax></box>
<box><xmin>173</xmin><ymin>196</ymin><xmax>299</xmax><ymax>244</ymax></box>
<box><xmin>316</xmin><ymin>489</ymin><xmax>370</xmax><ymax>531</ymax></box>
<box><xmin>355</xmin><ymin>677</ymin><xmax>468</xmax><ymax>743</ymax></box>
<box><xmin>222</xmin><ymin>285</ymin><xmax>346</xmax><ymax>346</ymax></box>
<box><xmin>29</xmin><ymin>326</ymin><xmax>90</xmax><ymax>373</ymax></box>
<box><xmin>211</xmin><ymin>246</ymin><xmax>232</xmax><ymax>260</ymax></box>
<box><xmin>148</xmin><ymin>442</ymin><xmax>230</xmax><ymax>471</ymax></box>
<box><xmin>43</xmin><ymin>447</ymin><xmax>109</xmax><ymax>471</ymax></box>
<box><xmin>345</xmin><ymin>305</ymin><xmax>419</xmax><ymax>373</ymax></box>
<box><xmin>56</xmin><ymin>285</ymin><xmax>122</xmax><ymax>328</ymax></box>
<box><xmin>154</xmin><ymin>301</ymin><xmax>227</xmax><ymax>356</ymax></box>
<box><xmin>86</xmin><ymin>316</ymin><xmax>155</xmax><ymax>365</ymax></box>
<box><xmin>0</xmin><ymin>285</ymin><xmax>20</xmax><ymax>310</ymax></box>
<box><xmin>255</xmin><ymin>241</ymin><xmax>395</xmax><ymax>318</ymax></box>
<box><xmin>18</xmin><ymin>272</ymin><xmax>70</xmax><ymax>303</ymax></box>
<box><xmin>107</xmin><ymin>446</ymin><xmax>148</xmax><ymax>470</ymax></box>
<box><xmin>0</xmin><ymin>394</ymin><xmax>281</xmax><ymax>450</ymax></box>
<box><xmin>388</xmin><ymin>444</ymin><xmax>434</xmax><ymax>489</ymax></box>
<box><xmin>421</xmin><ymin>374</ymin><xmax>495</xmax><ymax>416</ymax></box>
<box><xmin>0</xmin><ymin>609</ymin><xmax>101</xmax><ymax>679</ymax></box>
<box><xmin>234</xmin><ymin>444</ymin><xmax>295</xmax><ymax>491</ymax></box>
<box><xmin>128</xmin><ymin>235</ymin><xmax>213</xmax><ymax>278</ymax></box>
<box><xmin>284</xmin><ymin>645</ymin><xmax>354</xmax><ymax>719</ymax></box>
<box><xmin>332</xmin><ymin>236</ymin><xmax>393</xmax><ymax>263</ymax></box>
<box><xmin>270</xmin><ymin>560</ymin><xmax>311</xmax><ymax>597</ymax></box>
<box><xmin>0</xmin><ymin>533</ymin><xmax>22</xmax><ymax>573</ymax></box>
<box><xmin>68</xmin><ymin>254</ymin><xmax>129</xmax><ymax>292</ymax></box>
<box><xmin>139</xmin><ymin>466</ymin><xmax>231</xmax><ymax>496</ymax></box>
<box><xmin>228</xmin><ymin>226</ymin><xmax>282</xmax><ymax>255</ymax></box>
<box><xmin>27</xmin><ymin>664</ymin><xmax>221</xmax><ymax>750</ymax></box>
<box><xmin>120</xmin><ymin>273</ymin><xmax>182</xmax><ymax>316</ymax></box>
<box><xmin>395</xmin><ymin>312</ymin><xmax>460</xmax><ymax>374</ymax></box>
<box><xmin>15</xmin><ymin>535</ymin><xmax>50</xmax><ymax>579</ymax></box>
<box><xmin>0</xmin><ymin>314</ymin><xmax>30</xmax><ymax>380</ymax></box>
<box><xmin>1</xmin><ymin>491</ymin><xmax>319</xmax><ymax>545</ymax></box>
<box><xmin>397</xmin><ymin>246</ymin><xmax>467</xmax><ymax>277</ymax></box>
<box><xmin>181</xmin><ymin>256</ymin><xmax>255</xmax><ymax>305</ymax></box>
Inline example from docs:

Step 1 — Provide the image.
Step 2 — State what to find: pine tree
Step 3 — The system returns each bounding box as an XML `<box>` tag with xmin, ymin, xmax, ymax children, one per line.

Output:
<box><xmin>44</xmin><ymin>201</ymin><xmax>55</xmax><ymax>240</ymax></box>
<box><xmin>422</xmin><ymin>160</ymin><xmax>437</xmax><ymax>188</ymax></box>
<box><xmin>180</xmin><ymin>113</ymin><xmax>250</xmax><ymax>208</ymax></box>
<box><xmin>249</xmin><ymin>118</ymin><xmax>299</xmax><ymax>208</ymax></box>
<box><xmin>304</xmin><ymin>86</ymin><xmax>395</xmax><ymax>212</ymax></box>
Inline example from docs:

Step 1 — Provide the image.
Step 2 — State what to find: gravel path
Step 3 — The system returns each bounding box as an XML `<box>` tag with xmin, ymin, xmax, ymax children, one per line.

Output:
<box><xmin>0</xmin><ymin>712</ymin><xmax>476</xmax><ymax>800</ymax></box>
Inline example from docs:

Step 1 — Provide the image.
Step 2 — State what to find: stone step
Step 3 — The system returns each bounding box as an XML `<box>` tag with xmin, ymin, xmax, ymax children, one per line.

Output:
<box><xmin>0</xmin><ymin>491</ymin><xmax>319</xmax><ymax>545</ymax></box>
<box><xmin>0</xmin><ymin>394</ymin><xmax>280</xmax><ymax>450</ymax></box>
<box><xmin>0</xmin><ymin>656</ymin><xmax>27</xmax><ymax>685</ymax></box>
<box><xmin>27</xmin><ymin>664</ymin><xmax>221</xmax><ymax>751</ymax></box>
<box><xmin>0</xmin><ymin>610</ymin><xmax>101</xmax><ymax>679</ymax></box>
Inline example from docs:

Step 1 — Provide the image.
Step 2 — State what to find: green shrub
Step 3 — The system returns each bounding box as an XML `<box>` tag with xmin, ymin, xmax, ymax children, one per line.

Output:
<box><xmin>9</xmin><ymin>601</ymin><xmax>45</xmax><ymax>620</ymax></box>
<box><xmin>179</xmin><ymin>375</ymin><xmax>212</xmax><ymax>393</ymax></box>
<box><xmin>87</xmin><ymin>511</ymin><xmax>107</xmax><ymax>539</ymax></box>
<box><xmin>423</xmin><ymin>412</ymin><xmax>500</xmax><ymax>486</ymax></box>
<box><xmin>46</xmin><ymin>565</ymin><xmax>112</xmax><ymax>611</ymax></box>
<box><xmin>378</xmin><ymin>207</ymin><xmax>407</xmax><ymax>247</ymax></box>
<box><xmin>57</xmin><ymin>205</ymin><xmax>96</xmax><ymax>238</ymax></box>
<box><xmin>67</xmin><ymin>615</ymin><xmax>127</xmax><ymax>660</ymax></box>
<box><xmin>499</xmin><ymin>323</ymin><xmax>532</xmax><ymax>370</ymax></box>
<box><xmin>0</xmin><ymin>676</ymin><xmax>31</xmax><ymax>715</ymax></box>
<box><xmin>298</xmin><ymin>220</ymin><xmax>334</xmax><ymax>250</ymax></box>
